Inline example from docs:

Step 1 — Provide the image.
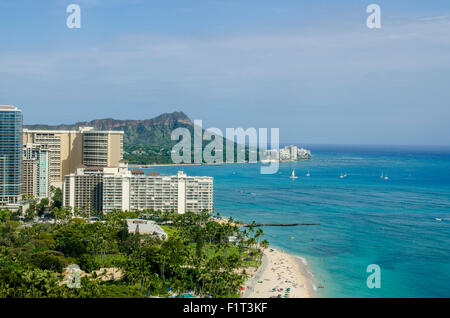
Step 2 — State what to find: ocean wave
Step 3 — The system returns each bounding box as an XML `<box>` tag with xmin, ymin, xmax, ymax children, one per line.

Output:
<box><xmin>294</xmin><ymin>255</ymin><xmax>308</xmax><ymax>266</ymax></box>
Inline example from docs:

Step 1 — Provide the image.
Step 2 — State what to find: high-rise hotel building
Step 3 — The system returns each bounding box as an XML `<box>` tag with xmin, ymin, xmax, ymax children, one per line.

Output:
<box><xmin>22</xmin><ymin>143</ymin><xmax>50</xmax><ymax>198</ymax></box>
<box><xmin>0</xmin><ymin>105</ymin><xmax>23</xmax><ymax>207</ymax></box>
<box><xmin>82</xmin><ymin>129</ymin><xmax>123</xmax><ymax>167</ymax></box>
<box><xmin>23</xmin><ymin>127</ymin><xmax>124</xmax><ymax>187</ymax></box>
<box><xmin>63</xmin><ymin>162</ymin><xmax>213</xmax><ymax>214</ymax></box>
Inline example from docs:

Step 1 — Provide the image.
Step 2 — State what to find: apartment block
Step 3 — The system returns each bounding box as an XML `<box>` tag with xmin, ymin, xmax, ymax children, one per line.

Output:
<box><xmin>23</xmin><ymin>127</ymin><xmax>124</xmax><ymax>188</ymax></box>
<box><xmin>22</xmin><ymin>143</ymin><xmax>50</xmax><ymax>198</ymax></box>
<box><xmin>278</xmin><ymin>145</ymin><xmax>312</xmax><ymax>161</ymax></box>
<box><xmin>22</xmin><ymin>159</ymin><xmax>37</xmax><ymax>199</ymax></box>
<box><xmin>63</xmin><ymin>162</ymin><xmax>213</xmax><ymax>214</ymax></box>
<box><xmin>279</xmin><ymin>148</ymin><xmax>291</xmax><ymax>161</ymax></box>
<box><xmin>63</xmin><ymin>167</ymin><xmax>103</xmax><ymax>214</ymax></box>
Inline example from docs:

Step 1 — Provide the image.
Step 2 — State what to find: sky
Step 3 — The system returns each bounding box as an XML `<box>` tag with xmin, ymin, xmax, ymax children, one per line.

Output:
<box><xmin>0</xmin><ymin>0</ymin><xmax>450</xmax><ymax>145</ymax></box>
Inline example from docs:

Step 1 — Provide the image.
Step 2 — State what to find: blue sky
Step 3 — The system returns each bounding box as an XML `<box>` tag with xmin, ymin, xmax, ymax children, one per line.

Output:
<box><xmin>1</xmin><ymin>0</ymin><xmax>450</xmax><ymax>145</ymax></box>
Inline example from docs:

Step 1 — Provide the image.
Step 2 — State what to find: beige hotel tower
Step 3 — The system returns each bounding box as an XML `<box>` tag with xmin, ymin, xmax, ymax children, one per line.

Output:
<box><xmin>23</xmin><ymin>127</ymin><xmax>124</xmax><ymax>187</ymax></box>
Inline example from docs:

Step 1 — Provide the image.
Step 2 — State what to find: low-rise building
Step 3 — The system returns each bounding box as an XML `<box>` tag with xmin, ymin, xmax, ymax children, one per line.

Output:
<box><xmin>126</xmin><ymin>219</ymin><xmax>167</xmax><ymax>239</ymax></box>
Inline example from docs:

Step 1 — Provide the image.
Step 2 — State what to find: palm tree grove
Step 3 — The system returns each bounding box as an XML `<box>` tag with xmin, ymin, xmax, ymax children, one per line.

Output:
<box><xmin>0</xmin><ymin>188</ymin><xmax>268</xmax><ymax>298</ymax></box>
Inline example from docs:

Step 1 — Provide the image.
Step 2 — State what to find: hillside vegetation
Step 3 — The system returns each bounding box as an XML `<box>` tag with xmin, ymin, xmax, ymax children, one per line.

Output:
<box><xmin>25</xmin><ymin>111</ymin><xmax>250</xmax><ymax>165</ymax></box>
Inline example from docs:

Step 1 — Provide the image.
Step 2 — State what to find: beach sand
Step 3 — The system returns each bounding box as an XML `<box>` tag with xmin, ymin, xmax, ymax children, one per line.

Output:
<box><xmin>242</xmin><ymin>248</ymin><xmax>314</xmax><ymax>298</ymax></box>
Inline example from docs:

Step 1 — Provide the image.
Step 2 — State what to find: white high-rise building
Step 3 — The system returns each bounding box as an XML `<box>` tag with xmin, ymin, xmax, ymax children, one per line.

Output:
<box><xmin>290</xmin><ymin>145</ymin><xmax>298</xmax><ymax>161</ymax></box>
<box><xmin>279</xmin><ymin>148</ymin><xmax>291</xmax><ymax>161</ymax></box>
<box><xmin>63</xmin><ymin>162</ymin><xmax>213</xmax><ymax>214</ymax></box>
<box><xmin>22</xmin><ymin>143</ymin><xmax>50</xmax><ymax>198</ymax></box>
<box><xmin>297</xmin><ymin>147</ymin><xmax>312</xmax><ymax>160</ymax></box>
<box><xmin>278</xmin><ymin>145</ymin><xmax>311</xmax><ymax>161</ymax></box>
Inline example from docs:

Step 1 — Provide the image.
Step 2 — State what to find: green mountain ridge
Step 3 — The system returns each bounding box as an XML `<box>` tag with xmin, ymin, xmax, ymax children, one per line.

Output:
<box><xmin>24</xmin><ymin>111</ymin><xmax>245</xmax><ymax>164</ymax></box>
<box><xmin>25</xmin><ymin>111</ymin><xmax>193</xmax><ymax>146</ymax></box>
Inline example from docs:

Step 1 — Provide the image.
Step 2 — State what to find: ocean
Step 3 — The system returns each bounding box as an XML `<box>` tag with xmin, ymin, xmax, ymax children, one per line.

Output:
<box><xmin>142</xmin><ymin>145</ymin><xmax>450</xmax><ymax>298</ymax></box>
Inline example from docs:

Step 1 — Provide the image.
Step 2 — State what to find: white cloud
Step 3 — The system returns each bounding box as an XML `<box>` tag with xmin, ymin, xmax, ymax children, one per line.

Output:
<box><xmin>1</xmin><ymin>17</ymin><xmax>450</xmax><ymax>144</ymax></box>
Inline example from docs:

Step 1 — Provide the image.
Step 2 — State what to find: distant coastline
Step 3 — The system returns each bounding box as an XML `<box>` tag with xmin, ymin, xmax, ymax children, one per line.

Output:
<box><xmin>129</xmin><ymin>158</ymin><xmax>312</xmax><ymax>168</ymax></box>
<box><xmin>129</xmin><ymin>161</ymin><xmax>256</xmax><ymax>168</ymax></box>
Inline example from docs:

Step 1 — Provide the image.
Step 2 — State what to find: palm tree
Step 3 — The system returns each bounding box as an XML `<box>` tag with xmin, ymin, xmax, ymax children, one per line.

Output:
<box><xmin>260</xmin><ymin>239</ymin><xmax>269</xmax><ymax>249</ymax></box>
<box><xmin>254</xmin><ymin>228</ymin><xmax>264</xmax><ymax>244</ymax></box>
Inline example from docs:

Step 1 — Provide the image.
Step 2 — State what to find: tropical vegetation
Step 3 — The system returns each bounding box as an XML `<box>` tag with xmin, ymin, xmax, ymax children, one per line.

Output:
<box><xmin>0</xmin><ymin>191</ymin><xmax>267</xmax><ymax>298</ymax></box>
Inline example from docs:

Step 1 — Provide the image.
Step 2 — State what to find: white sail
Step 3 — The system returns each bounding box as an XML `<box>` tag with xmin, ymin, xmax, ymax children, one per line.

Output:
<box><xmin>290</xmin><ymin>169</ymin><xmax>298</xmax><ymax>179</ymax></box>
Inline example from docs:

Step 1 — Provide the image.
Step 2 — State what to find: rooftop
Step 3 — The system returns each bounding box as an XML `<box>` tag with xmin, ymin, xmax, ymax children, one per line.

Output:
<box><xmin>23</xmin><ymin>127</ymin><xmax>124</xmax><ymax>134</ymax></box>
<box><xmin>126</xmin><ymin>219</ymin><xmax>167</xmax><ymax>239</ymax></box>
<box><xmin>85</xmin><ymin>166</ymin><xmax>105</xmax><ymax>171</ymax></box>
<box><xmin>0</xmin><ymin>105</ymin><xmax>20</xmax><ymax>111</ymax></box>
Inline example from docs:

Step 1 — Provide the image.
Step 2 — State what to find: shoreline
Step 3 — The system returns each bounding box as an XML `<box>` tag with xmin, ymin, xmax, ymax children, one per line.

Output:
<box><xmin>242</xmin><ymin>247</ymin><xmax>316</xmax><ymax>298</ymax></box>
<box><xmin>129</xmin><ymin>159</ymin><xmax>311</xmax><ymax>168</ymax></box>
<box><xmin>129</xmin><ymin>162</ymin><xmax>255</xmax><ymax>168</ymax></box>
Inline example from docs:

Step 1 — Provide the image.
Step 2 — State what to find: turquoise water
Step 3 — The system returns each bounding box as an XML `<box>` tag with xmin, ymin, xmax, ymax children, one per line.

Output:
<box><xmin>143</xmin><ymin>145</ymin><xmax>450</xmax><ymax>298</ymax></box>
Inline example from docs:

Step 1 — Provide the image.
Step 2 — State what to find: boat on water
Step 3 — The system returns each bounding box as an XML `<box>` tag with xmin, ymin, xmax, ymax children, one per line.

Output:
<box><xmin>435</xmin><ymin>218</ymin><xmax>443</xmax><ymax>222</ymax></box>
<box><xmin>306</xmin><ymin>171</ymin><xmax>310</xmax><ymax>177</ymax></box>
<box><xmin>290</xmin><ymin>169</ymin><xmax>298</xmax><ymax>179</ymax></box>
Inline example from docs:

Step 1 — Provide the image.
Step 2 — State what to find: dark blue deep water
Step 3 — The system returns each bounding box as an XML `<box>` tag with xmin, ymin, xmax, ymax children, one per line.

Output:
<box><xmin>144</xmin><ymin>145</ymin><xmax>450</xmax><ymax>297</ymax></box>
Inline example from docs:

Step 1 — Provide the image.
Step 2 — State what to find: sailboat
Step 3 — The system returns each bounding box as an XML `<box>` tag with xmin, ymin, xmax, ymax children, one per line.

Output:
<box><xmin>380</xmin><ymin>172</ymin><xmax>384</xmax><ymax>179</ymax></box>
<box><xmin>290</xmin><ymin>169</ymin><xmax>298</xmax><ymax>179</ymax></box>
<box><xmin>306</xmin><ymin>171</ymin><xmax>310</xmax><ymax>177</ymax></box>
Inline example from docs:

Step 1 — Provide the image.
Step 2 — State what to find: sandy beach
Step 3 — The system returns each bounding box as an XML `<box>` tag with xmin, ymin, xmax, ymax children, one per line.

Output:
<box><xmin>242</xmin><ymin>248</ymin><xmax>314</xmax><ymax>298</ymax></box>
